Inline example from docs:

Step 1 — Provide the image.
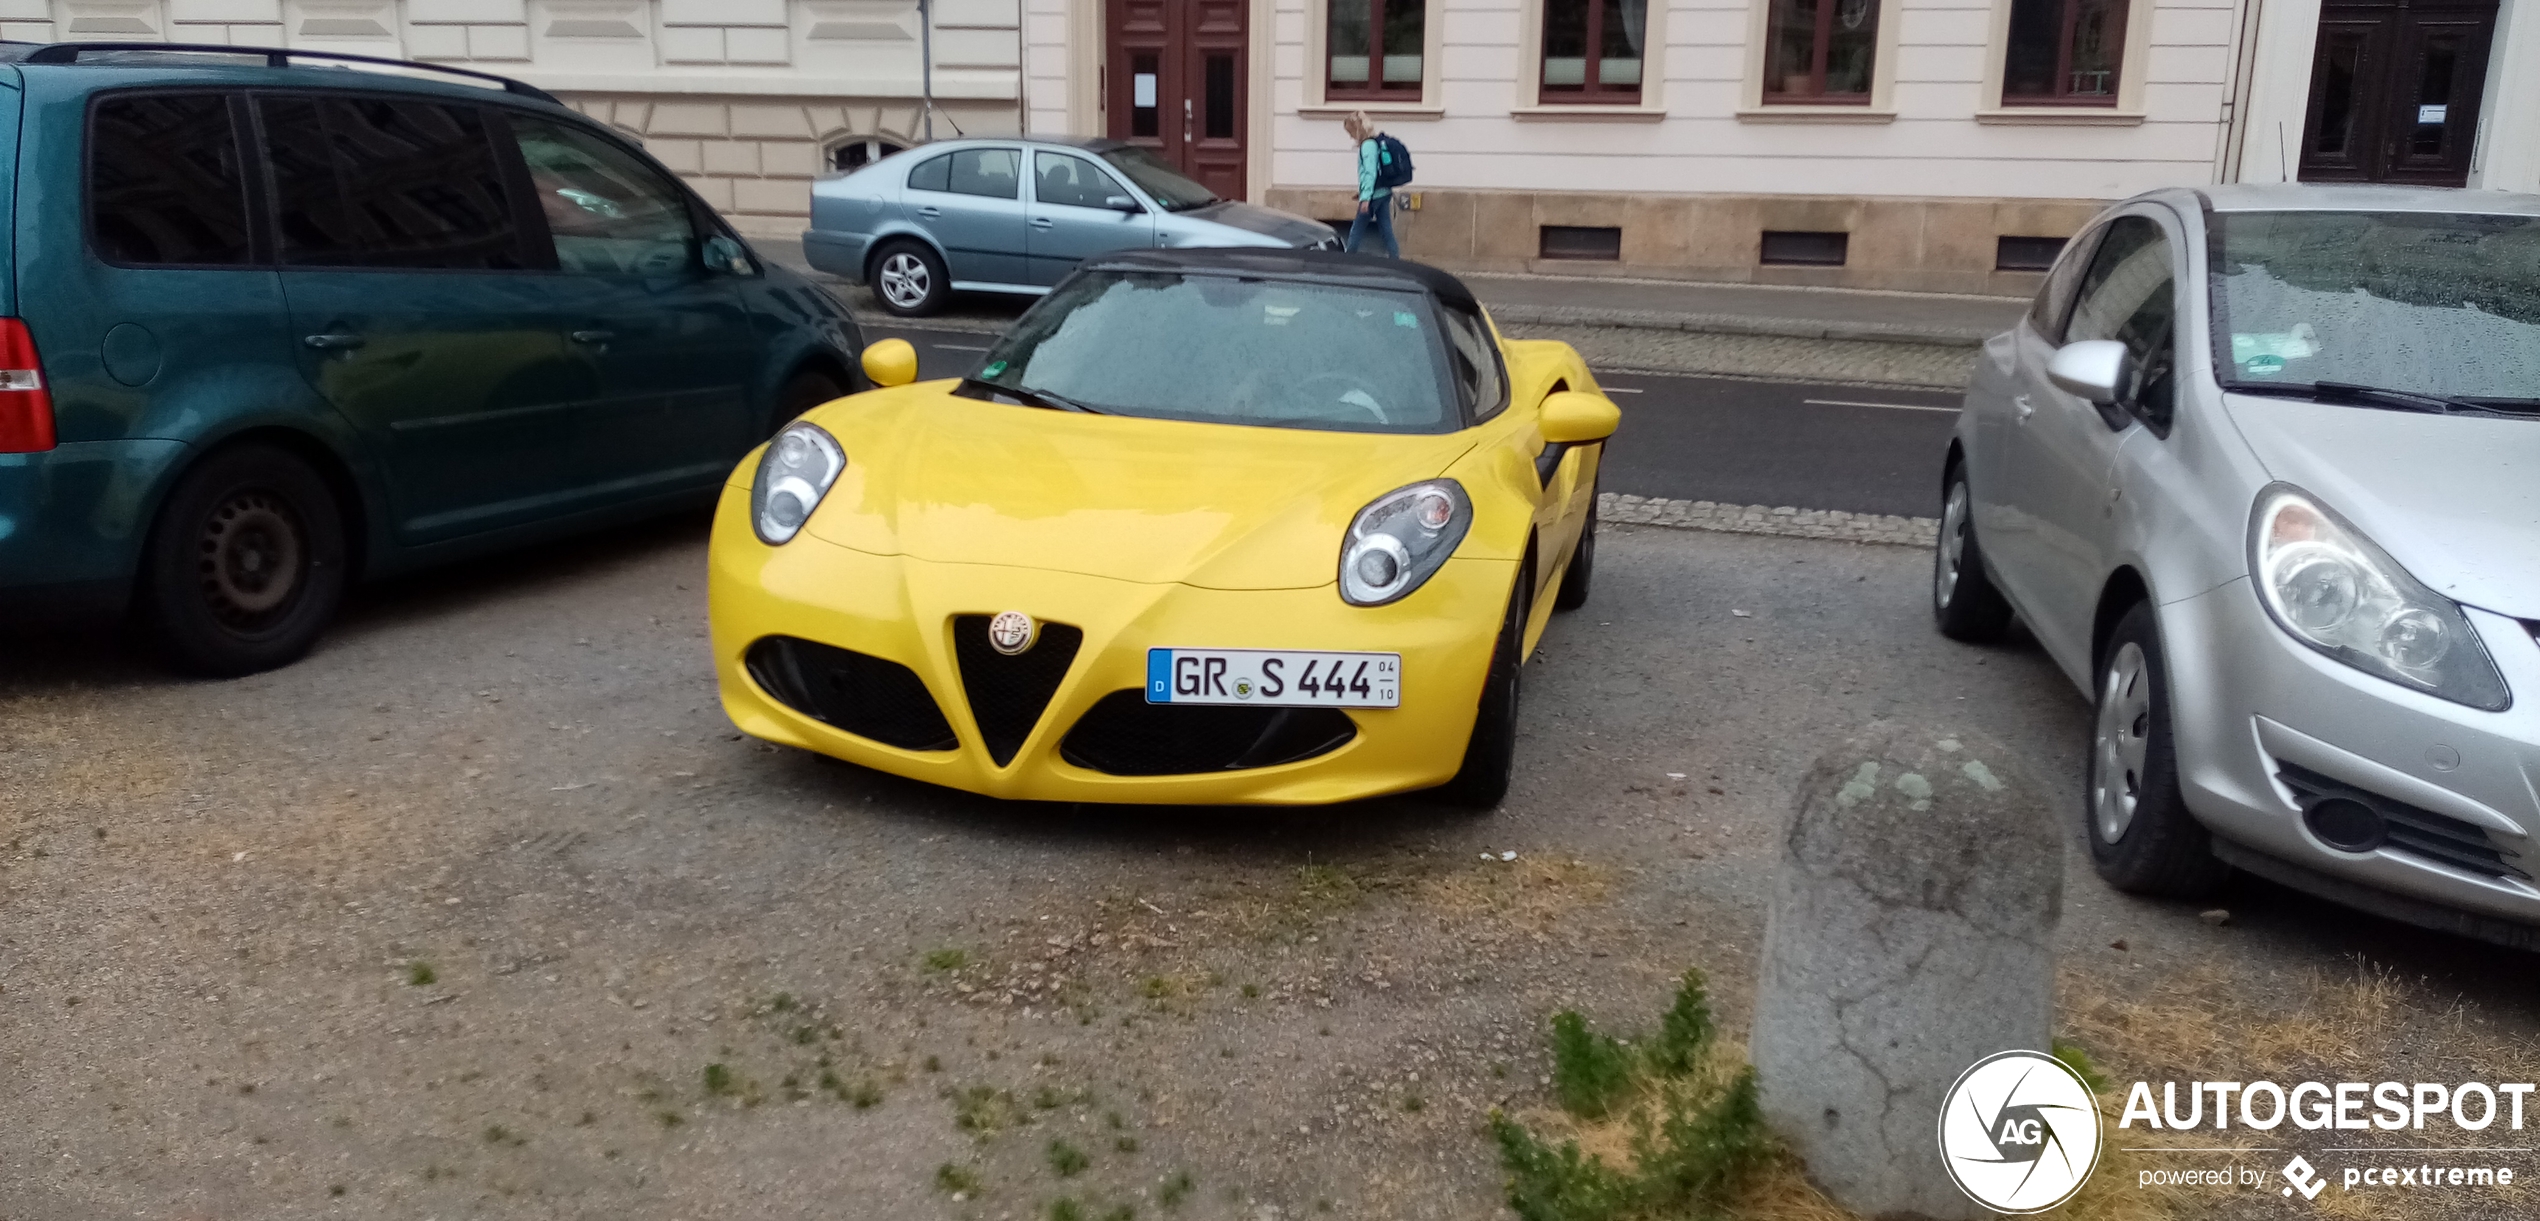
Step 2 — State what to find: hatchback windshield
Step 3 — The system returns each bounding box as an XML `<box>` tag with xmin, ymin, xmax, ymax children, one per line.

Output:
<box><xmin>965</xmin><ymin>270</ymin><xmax>1457</xmax><ymax>433</ymax></box>
<box><xmin>2210</xmin><ymin>210</ymin><xmax>2540</xmax><ymax>402</ymax></box>
<box><xmin>1097</xmin><ymin>146</ymin><xmax>1218</xmax><ymax>212</ymax></box>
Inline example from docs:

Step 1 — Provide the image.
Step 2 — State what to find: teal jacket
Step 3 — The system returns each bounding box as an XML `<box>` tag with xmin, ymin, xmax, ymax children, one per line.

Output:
<box><xmin>1357</xmin><ymin>138</ymin><xmax>1390</xmax><ymax>203</ymax></box>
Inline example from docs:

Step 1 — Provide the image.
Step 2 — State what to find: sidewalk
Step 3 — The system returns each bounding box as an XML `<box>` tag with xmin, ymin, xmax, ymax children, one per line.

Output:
<box><xmin>752</xmin><ymin>235</ymin><xmax>2024</xmax><ymax>348</ymax></box>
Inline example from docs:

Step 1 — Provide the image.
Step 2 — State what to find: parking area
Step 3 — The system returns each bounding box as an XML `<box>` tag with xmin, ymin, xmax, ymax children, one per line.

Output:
<box><xmin>6</xmin><ymin>517</ymin><xmax>2535</xmax><ymax>1220</ymax></box>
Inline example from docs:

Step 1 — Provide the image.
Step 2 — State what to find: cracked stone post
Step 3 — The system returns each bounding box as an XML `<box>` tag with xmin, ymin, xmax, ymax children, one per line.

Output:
<box><xmin>1749</xmin><ymin>724</ymin><xmax>2061</xmax><ymax>1221</ymax></box>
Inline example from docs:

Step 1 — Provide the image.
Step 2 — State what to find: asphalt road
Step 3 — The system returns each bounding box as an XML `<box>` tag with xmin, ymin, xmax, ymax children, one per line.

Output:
<box><xmin>874</xmin><ymin>323</ymin><xmax>1964</xmax><ymax>519</ymax></box>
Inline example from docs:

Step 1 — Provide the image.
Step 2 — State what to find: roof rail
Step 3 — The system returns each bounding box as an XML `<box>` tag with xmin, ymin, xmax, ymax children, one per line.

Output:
<box><xmin>20</xmin><ymin>42</ymin><xmax>559</xmax><ymax>104</ymax></box>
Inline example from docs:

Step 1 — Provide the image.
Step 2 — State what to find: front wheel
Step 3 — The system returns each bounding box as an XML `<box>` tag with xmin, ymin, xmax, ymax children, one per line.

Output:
<box><xmin>869</xmin><ymin>240</ymin><xmax>948</xmax><ymax>317</ymax></box>
<box><xmin>135</xmin><ymin>445</ymin><xmax>348</xmax><ymax>677</ymax></box>
<box><xmin>1933</xmin><ymin>461</ymin><xmax>2013</xmax><ymax>641</ymax></box>
<box><xmin>2086</xmin><ymin>602</ymin><xmax>2230</xmax><ymax>897</ymax></box>
<box><xmin>1435</xmin><ymin>576</ymin><xmax>1528</xmax><ymax>809</ymax></box>
<box><xmin>1553</xmin><ymin>490</ymin><xmax>1596</xmax><ymax>611</ymax></box>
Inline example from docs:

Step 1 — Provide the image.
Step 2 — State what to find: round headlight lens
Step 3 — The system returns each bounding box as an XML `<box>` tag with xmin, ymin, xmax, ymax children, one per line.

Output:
<box><xmin>1339</xmin><ymin>480</ymin><xmax>1473</xmax><ymax>606</ymax></box>
<box><xmin>2270</xmin><ymin>543</ymin><xmax>2360</xmax><ymax>631</ymax></box>
<box><xmin>2377</xmin><ymin>606</ymin><xmax>2450</xmax><ymax>671</ymax></box>
<box><xmin>751</xmin><ymin>422</ymin><xmax>846</xmax><ymax>545</ymax></box>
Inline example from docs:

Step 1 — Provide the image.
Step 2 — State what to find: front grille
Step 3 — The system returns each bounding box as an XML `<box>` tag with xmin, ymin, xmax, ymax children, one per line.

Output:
<box><xmin>745</xmin><ymin>635</ymin><xmax>957</xmax><ymax>751</ymax></box>
<box><xmin>951</xmin><ymin>615</ymin><xmax>1083</xmax><ymax>766</ymax></box>
<box><xmin>1060</xmin><ymin>690</ymin><xmax>1357</xmax><ymax>776</ymax></box>
<box><xmin>2277</xmin><ymin>761</ymin><xmax>2530</xmax><ymax>882</ymax></box>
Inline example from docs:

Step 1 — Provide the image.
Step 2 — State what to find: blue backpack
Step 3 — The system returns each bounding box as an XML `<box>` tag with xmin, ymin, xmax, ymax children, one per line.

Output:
<box><xmin>1370</xmin><ymin>133</ymin><xmax>1414</xmax><ymax>191</ymax></box>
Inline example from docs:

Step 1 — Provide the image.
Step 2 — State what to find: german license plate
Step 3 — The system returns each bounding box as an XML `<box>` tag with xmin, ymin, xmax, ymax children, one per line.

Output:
<box><xmin>1145</xmin><ymin>648</ymin><xmax>1400</xmax><ymax>708</ymax></box>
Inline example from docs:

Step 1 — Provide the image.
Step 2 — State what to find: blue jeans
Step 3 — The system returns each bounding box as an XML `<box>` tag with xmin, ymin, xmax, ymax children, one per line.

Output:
<box><xmin>1346</xmin><ymin>193</ymin><xmax>1398</xmax><ymax>258</ymax></box>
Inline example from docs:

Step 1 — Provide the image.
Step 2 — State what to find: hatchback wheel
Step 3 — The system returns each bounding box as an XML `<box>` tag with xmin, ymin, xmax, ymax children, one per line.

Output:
<box><xmin>1932</xmin><ymin>461</ymin><xmax>2013</xmax><ymax>641</ymax></box>
<box><xmin>136</xmin><ymin>445</ymin><xmax>347</xmax><ymax>676</ymax></box>
<box><xmin>2086</xmin><ymin>602</ymin><xmax>2230</xmax><ymax>896</ymax></box>
<box><xmin>870</xmin><ymin>240</ymin><xmax>947</xmax><ymax>317</ymax></box>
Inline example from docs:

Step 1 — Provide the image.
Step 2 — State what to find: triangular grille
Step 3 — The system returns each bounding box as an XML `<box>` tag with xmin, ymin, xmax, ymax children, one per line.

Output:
<box><xmin>951</xmin><ymin>615</ymin><xmax>1083</xmax><ymax>766</ymax></box>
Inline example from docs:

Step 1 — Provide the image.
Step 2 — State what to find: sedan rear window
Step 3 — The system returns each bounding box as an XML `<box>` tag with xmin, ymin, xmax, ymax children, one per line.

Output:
<box><xmin>2210</xmin><ymin>210</ymin><xmax>2540</xmax><ymax>402</ymax></box>
<box><xmin>965</xmin><ymin>270</ymin><xmax>1458</xmax><ymax>433</ymax></box>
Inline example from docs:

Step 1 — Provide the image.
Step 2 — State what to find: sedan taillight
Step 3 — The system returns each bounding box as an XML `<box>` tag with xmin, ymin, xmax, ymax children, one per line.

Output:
<box><xmin>0</xmin><ymin>318</ymin><xmax>55</xmax><ymax>453</ymax></box>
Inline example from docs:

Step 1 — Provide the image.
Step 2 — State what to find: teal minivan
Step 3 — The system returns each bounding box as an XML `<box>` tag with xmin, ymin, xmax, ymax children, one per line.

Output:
<box><xmin>0</xmin><ymin>43</ymin><xmax>866</xmax><ymax>674</ymax></box>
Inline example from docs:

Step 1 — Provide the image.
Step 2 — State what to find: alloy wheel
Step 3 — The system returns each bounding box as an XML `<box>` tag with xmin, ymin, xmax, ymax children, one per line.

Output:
<box><xmin>197</xmin><ymin>489</ymin><xmax>306</xmax><ymax>630</ymax></box>
<box><xmin>878</xmin><ymin>252</ymin><xmax>931</xmax><ymax>310</ymax></box>
<box><xmin>2092</xmin><ymin>641</ymin><xmax>2152</xmax><ymax>844</ymax></box>
<box><xmin>1935</xmin><ymin>480</ymin><xmax>1970</xmax><ymax>607</ymax></box>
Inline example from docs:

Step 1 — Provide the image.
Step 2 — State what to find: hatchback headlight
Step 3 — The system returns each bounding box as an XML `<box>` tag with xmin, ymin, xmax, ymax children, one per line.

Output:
<box><xmin>2249</xmin><ymin>484</ymin><xmax>2508</xmax><ymax>711</ymax></box>
<box><xmin>1340</xmin><ymin>480</ymin><xmax>1471</xmax><ymax>606</ymax></box>
<box><xmin>751</xmin><ymin>422</ymin><xmax>845</xmax><ymax>545</ymax></box>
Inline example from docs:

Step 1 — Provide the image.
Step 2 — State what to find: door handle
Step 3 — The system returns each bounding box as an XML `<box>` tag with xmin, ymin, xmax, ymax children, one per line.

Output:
<box><xmin>918</xmin><ymin>205</ymin><xmax>942</xmax><ymax>218</ymax></box>
<box><xmin>570</xmin><ymin>330</ymin><xmax>616</xmax><ymax>345</ymax></box>
<box><xmin>2014</xmin><ymin>394</ymin><xmax>2036</xmax><ymax>422</ymax></box>
<box><xmin>303</xmin><ymin>332</ymin><xmax>365</xmax><ymax>351</ymax></box>
<box><xmin>1030</xmin><ymin>217</ymin><xmax>1054</xmax><ymax>229</ymax></box>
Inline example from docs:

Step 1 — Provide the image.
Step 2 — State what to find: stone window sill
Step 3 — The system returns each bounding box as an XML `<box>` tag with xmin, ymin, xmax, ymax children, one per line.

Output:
<box><xmin>1975</xmin><ymin>107</ymin><xmax>2144</xmax><ymax>125</ymax></box>
<box><xmin>1510</xmin><ymin>104</ymin><xmax>1665</xmax><ymax>122</ymax></box>
<box><xmin>1735</xmin><ymin>106</ymin><xmax>1896</xmax><ymax>124</ymax></box>
<box><xmin>1298</xmin><ymin>102</ymin><xmax>1445</xmax><ymax>121</ymax></box>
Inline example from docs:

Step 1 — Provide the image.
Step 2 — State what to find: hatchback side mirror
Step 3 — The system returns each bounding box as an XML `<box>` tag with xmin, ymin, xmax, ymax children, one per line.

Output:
<box><xmin>1103</xmin><ymin>195</ymin><xmax>1144</xmax><ymax>213</ymax></box>
<box><xmin>2047</xmin><ymin>339</ymin><xmax>2134</xmax><ymax>404</ymax></box>
<box><xmin>1539</xmin><ymin>390</ymin><xmax>1620</xmax><ymax>444</ymax></box>
<box><xmin>862</xmin><ymin>338</ymin><xmax>918</xmax><ymax>388</ymax></box>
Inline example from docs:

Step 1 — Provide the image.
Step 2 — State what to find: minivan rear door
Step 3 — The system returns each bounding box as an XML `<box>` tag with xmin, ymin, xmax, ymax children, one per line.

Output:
<box><xmin>262</xmin><ymin>92</ymin><xmax>592</xmax><ymax>545</ymax></box>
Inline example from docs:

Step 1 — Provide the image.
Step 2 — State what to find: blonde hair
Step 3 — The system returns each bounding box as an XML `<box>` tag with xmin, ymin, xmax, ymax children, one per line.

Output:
<box><xmin>1345</xmin><ymin>110</ymin><xmax>1372</xmax><ymax>140</ymax></box>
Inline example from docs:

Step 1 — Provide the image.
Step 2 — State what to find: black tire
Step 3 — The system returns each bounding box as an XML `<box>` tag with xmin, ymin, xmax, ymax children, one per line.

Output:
<box><xmin>868</xmin><ymin>239</ymin><xmax>948</xmax><ymax>318</ymax></box>
<box><xmin>1552</xmin><ymin>492</ymin><xmax>1596</xmax><ymax>611</ymax></box>
<box><xmin>134</xmin><ymin>444</ymin><xmax>348</xmax><ymax>677</ymax></box>
<box><xmin>769</xmin><ymin>369</ymin><xmax>848</xmax><ymax>436</ymax></box>
<box><xmin>1933</xmin><ymin>459</ymin><xmax>2014</xmax><ymax>642</ymax></box>
<box><xmin>1436</xmin><ymin>573</ymin><xmax>1529</xmax><ymax>809</ymax></box>
<box><xmin>2086</xmin><ymin>602</ymin><xmax>2231</xmax><ymax>897</ymax></box>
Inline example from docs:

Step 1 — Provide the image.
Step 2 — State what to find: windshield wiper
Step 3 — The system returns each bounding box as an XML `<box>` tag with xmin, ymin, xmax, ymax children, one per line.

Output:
<box><xmin>960</xmin><ymin>377</ymin><xmax>1105</xmax><ymax>414</ymax></box>
<box><xmin>2224</xmin><ymin>380</ymin><xmax>2478</xmax><ymax>415</ymax></box>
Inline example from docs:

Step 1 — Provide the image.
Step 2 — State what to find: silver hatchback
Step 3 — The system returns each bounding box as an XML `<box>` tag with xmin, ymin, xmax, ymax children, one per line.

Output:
<box><xmin>802</xmin><ymin>136</ymin><xmax>1336</xmax><ymax>317</ymax></box>
<box><xmin>1937</xmin><ymin>184</ymin><xmax>2540</xmax><ymax>948</ymax></box>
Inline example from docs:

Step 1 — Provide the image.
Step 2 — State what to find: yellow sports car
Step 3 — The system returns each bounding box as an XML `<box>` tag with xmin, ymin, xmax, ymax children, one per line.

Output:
<box><xmin>708</xmin><ymin>249</ymin><xmax>1618</xmax><ymax>806</ymax></box>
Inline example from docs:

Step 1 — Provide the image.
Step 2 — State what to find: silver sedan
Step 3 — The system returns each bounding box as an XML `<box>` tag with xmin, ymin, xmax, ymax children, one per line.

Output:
<box><xmin>802</xmin><ymin>136</ymin><xmax>1337</xmax><ymax>317</ymax></box>
<box><xmin>1936</xmin><ymin>183</ymin><xmax>2540</xmax><ymax>948</ymax></box>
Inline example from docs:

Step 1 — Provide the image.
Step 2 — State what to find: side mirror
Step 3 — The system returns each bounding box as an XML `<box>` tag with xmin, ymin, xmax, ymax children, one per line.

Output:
<box><xmin>2047</xmin><ymin>339</ymin><xmax>2134</xmax><ymax>405</ymax></box>
<box><xmin>703</xmin><ymin>233</ymin><xmax>755</xmax><ymax>275</ymax></box>
<box><xmin>1539</xmin><ymin>390</ymin><xmax>1620</xmax><ymax>444</ymax></box>
<box><xmin>861</xmin><ymin>338</ymin><xmax>918</xmax><ymax>388</ymax></box>
<box><xmin>1103</xmin><ymin>195</ymin><xmax>1144</xmax><ymax>213</ymax></box>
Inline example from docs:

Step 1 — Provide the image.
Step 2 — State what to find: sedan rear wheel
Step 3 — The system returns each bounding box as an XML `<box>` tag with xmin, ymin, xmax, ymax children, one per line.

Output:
<box><xmin>136</xmin><ymin>444</ymin><xmax>347</xmax><ymax>676</ymax></box>
<box><xmin>871</xmin><ymin>241</ymin><xmax>947</xmax><ymax>317</ymax></box>
<box><xmin>2085</xmin><ymin>602</ymin><xmax>2230</xmax><ymax>896</ymax></box>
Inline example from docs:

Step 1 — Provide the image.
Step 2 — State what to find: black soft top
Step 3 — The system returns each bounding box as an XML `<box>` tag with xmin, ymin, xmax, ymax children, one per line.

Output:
<box><xmin>1077</xmin><ymin>247</ymin><xmax>1487</xmax><ymax>321</ymax></box>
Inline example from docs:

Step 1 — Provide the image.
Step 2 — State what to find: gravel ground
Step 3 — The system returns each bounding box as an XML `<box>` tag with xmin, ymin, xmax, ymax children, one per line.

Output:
<box><xmin>4</xmin><ymin>522</ymin><xmax>2535</xmax><ymax>1220</ymax></box>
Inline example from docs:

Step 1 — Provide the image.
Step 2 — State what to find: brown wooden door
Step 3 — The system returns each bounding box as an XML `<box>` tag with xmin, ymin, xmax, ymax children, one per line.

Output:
<box><xmin>2299</xmin><ymin>0</ymin><xmax>2497</xmax><ymax>186</ymax></box>
<box><xmin>1104</xmin><ymin>0</ymin><xmax>1247</xmax><ymax>200</ymax></box>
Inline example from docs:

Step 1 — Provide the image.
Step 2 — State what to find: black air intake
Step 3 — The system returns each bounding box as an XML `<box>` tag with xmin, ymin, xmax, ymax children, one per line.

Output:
<box><xmin>2277</xmin><ymin>761</ymin><xmax>2528</xmax><ymax>881</ymax></box>
<box><xmin>745</xmin><ymin>636</ymin><xmax>958</xmax><ymax>751</ymax></box>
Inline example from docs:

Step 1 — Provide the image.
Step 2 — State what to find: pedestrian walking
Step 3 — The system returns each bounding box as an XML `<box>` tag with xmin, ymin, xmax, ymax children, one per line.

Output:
<box><xmin>1344</xmin><ymin>112</ymin><xmax>1412</xmax><ymax>258</ymax></box>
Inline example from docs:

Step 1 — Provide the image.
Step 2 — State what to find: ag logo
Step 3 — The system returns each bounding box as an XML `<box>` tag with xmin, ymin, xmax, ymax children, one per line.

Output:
<box><xmin>1937</xmin><ymin>1050</ymin><xmax>2103</xmax><ymax>1213</ymax></box>
<box><xmin>987</xmin><ymin>611</ymin><xmax>1037</xmax><ymax>656</ymax></box>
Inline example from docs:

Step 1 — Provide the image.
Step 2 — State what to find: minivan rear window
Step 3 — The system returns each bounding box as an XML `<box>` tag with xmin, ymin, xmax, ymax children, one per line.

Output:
<box><xmin>260</xmin><ymin>95</ymin><xmax>531</xmax><ymax>271</ymax></box>
<box><xmin>89</xmin><ymin>93</ymin><xmax>253</xmax><ymax>266</ymax></box>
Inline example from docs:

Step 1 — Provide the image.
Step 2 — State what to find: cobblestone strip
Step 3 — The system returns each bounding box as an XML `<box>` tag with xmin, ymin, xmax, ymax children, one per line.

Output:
<box><xmin>1599</xmin><ymin>492</ymin><xmax>1939</xmax><ymax>548</ymax></box>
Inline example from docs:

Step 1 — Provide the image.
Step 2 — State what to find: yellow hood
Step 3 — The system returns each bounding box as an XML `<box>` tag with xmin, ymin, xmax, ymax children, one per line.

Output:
<box><xmin>792</xmin><ymin>382</ymin><xmax>1477</xmax><ymax>590</ymax></box>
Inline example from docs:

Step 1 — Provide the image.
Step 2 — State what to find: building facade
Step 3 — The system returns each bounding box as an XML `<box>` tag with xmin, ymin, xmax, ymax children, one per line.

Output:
<box><xmin>7</xmin><ymin>0</ymin><xmax>2534</xmax><ymax>290</ymax></box>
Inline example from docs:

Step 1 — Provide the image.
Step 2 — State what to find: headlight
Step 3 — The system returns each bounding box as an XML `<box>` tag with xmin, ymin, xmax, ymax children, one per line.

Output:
<box><xmin>751</xmin><ymin>422</ymin><xmax>845</xmax><ymax>545</ymax></box>
<box><xmin>1340</xmin><ymin>480</ymin><xmax>1471</xmax><ymax>606</ymax></box>
<box><xmin>2248</xmin><ymin>484</ymin><xmax>2508</xmax><ymax>711</ymax></box>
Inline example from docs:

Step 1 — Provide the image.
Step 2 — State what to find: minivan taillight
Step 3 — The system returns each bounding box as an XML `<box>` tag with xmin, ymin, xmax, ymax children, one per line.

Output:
<box><xmin>0</xmin><ymin>318</ymin><xmax>56</xmax><ymax>453</ymax></box>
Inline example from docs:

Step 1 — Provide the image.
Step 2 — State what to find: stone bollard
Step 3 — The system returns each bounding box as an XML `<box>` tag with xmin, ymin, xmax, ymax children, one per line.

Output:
<box><xmin>1749</xmin><ymin>724</ymin><xmax>2062</xmax><ymax>1221</ymax></box>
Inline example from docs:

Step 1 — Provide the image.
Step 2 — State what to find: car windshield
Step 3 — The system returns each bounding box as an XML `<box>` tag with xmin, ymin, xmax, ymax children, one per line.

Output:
<box><xmin>2209</xmin><ymin>210</ymin><xmax>2540</xmax><ymax>403</ymax></box>
<box><xmin>964</xmin><ymin>270</ymin><xmax>1458</xmax><ymax>433</ymax></box>
<box><xmin>1097</xmin><ymin>146</ymin><xmax>1218</xmax><ymax>212</ymax></box>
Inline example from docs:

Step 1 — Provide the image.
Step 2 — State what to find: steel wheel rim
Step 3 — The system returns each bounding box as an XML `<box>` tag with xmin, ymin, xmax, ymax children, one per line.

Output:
<box><xmin>1935</xmin><ymin>480</ymin><xmax>1969</xmax><ymax>607</ymax></box>
<box><xmin>198</xmin><ymin>489</ymin><xmax>305</xmax><ymax>628</ymax></box>
<box><xmin>878</xmin><ymin>253</ymin><xmax>930</xmax><ymax>309</ymax></box>
<box><xmin>2093</xmin><ymin>641</ymin><xmax>2152</xmax><ymax>844</ymax></box>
